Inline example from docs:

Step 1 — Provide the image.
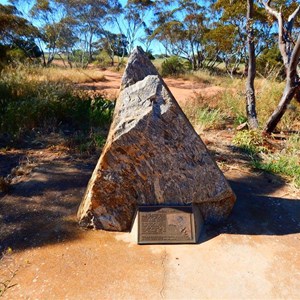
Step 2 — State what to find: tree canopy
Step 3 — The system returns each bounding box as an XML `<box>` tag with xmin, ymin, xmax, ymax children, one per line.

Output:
<box><xmin>0</xmin><ymin>0</ymin><xmax>299</xmax><ymax>74</ymax></box>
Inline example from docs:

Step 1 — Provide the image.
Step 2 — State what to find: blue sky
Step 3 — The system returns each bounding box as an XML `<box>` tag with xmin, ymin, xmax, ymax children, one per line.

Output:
<box><xmin>0</xmin><ymin>0</ymin><xmax>164</xmax><ymax>54</ymax></box>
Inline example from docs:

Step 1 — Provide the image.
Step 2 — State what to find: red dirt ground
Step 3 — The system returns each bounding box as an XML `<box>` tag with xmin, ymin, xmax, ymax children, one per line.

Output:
<box><xmin>1</xmin><ymin>70</ymin><xmax>299</xmax><ymax>299</ymax></box>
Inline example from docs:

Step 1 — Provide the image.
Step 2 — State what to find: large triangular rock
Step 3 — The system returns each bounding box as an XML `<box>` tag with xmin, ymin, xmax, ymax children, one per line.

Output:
<box><xmin>78</xmin><ymin>47</ymin><xmax>236</xmax><ymax>231</ymax></box>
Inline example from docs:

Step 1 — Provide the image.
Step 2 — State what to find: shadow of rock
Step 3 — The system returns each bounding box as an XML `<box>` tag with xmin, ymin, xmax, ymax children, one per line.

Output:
<box><xmin>1</xmin><ymin>144</ymin><xmax>299</xmax><ymax>252</ymax></box>
<box><xmin>0</xmin><ymin>158</ymin><xmax>96</xmax><ymax>253</ymax></box>
<box><xmin>202</xmin><ymin>172</ymin><xmax>300</xmax><ymax>242</ymax></box>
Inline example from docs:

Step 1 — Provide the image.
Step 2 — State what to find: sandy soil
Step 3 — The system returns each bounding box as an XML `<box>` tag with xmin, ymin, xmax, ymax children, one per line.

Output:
<box><xmin>79</xmin><ymin>70</ymin><xmax>224</xmax><ymax>105</ymax></box>
<box><xmin>1</xmin><ymin>71</ymin><xmax>300</xmax><ymax>299</ymax></box>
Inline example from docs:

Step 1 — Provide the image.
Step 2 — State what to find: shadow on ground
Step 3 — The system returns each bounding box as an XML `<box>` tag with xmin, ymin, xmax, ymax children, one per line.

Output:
<box><xmin>0</xmin><ymin>152</ymin><xmax>25</xmax><ymax>177</ymax></box>
<box><xmin>1</xmin><ymin>149</ymin><xmax>299</xmax><ymax>253</ymax></box>
<box><xmin>203</xmin><ymin>172</ymin><xmax>300</xmax><ymax>242</ymax></box>
<box><xmin>0</xmin><ymin>158</ymin><xmax>96</xmax><ymax>254</ymax></box>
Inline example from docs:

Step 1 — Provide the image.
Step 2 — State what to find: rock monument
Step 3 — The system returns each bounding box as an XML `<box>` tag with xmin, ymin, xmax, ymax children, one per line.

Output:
<box><xmin>78</xmin><ymin>47</ymin><xmax>236</xmax><ymax>231</ymax></box>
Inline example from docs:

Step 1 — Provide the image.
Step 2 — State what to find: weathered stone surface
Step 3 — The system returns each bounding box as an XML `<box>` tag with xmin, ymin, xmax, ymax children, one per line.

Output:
<box><xmin>78</xmin><ymin>47</ymin><xmax>236</xmax><ymax>231</ymax></box>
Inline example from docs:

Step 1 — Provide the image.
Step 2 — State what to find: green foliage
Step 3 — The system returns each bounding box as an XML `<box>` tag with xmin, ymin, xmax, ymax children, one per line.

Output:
<box><xmin>252</xmin><ymin>135</ymin><xmax>300</xmax><ymax>187</ymax></box>
<box><xmin>67</xmin><ymin>131</ymin><xmax>107</xmax><ymax>154</ymax></box>
<box><xmin>0</xmin><ymin>66</ymin><xmax>114</xmax><ymax>140</ymax></box>
<box><xmin>161</xmin><ymin>56</ymin><xmax>190</xmax><ymax>77</ymax></box>
<box><xmin>256</xmin><ymin>46</ymin><xmax>284</xmax><ymax>79</ymax></box>
<box><xmin>233</xmin><ymin>130</ymin><xmax>266</xmax><ymax>156</ymax></box>
<box><xmin>6</xmin><ymin>48</ymin><xmax>27</xmax><ymax>63</ymax></box>
<box><xmin>96</xmin><ymin>32</ymin><xmax>128</xmax><ymax>58</ymax></box>
<box><xmin>235</xmin><ymin>115</ymin><xmax>248</xmax><ymax>126</ymax></box>
<box><xmin>71</xmin><ymin>49</ymin><xmax>89</xmax><ymax>67</ymax></box>
<box><xmin>196</xmin><ymin>107</ymin><xmax>225</xmax><ymax>130</ymax></box>
<box><xmin>0</xmin><ymin>4</ymin><xmax>41</xmax><ymax>57</ymax></box>
<box><xmin>0</xmin><ymin>46</ymin><xmax>30</xmax><ymax>69</ymax></box>
<box><xmin>233</xmin><ymin>130</ymin><xmax>300</xmax><ymax>187</ymax></box>
<box><xmin>205</xmin><ymin>24</ymin><xmax>236</xmax><ymax>53</ymax></box>
<box><xmin>95</xmin><ymin>50</ymin><xmax>112</xmax><ymax>68</ymax></box>
<box><xmin>90</xmin><ymin>96</ymin><xmax>115</xmax><ymax>127</ymax></box>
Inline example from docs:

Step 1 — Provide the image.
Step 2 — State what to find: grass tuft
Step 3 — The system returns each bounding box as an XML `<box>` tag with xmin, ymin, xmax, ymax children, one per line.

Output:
<box><xmin>233</xmin><ymin>130</ymin><xmax>300</xmax><ymax>187</ymax></box>
<box><xmin>196</xmin><ymin>107</ymin><xmax>225</xmax><ymax>131</ymax></box>
<box><xmin>252</xmin><ymin>135</ymin><xmax>300</xmax><ymax>187</ymax></box>
<box><xmin>0</xmin><ymin>66</ymin><xmax>114</xmax><ymax>152</ymax></box>
<box><xmin>233</xmin><ymin>130</ymin><xmax>266</xmax><ymax>156</ymax></box>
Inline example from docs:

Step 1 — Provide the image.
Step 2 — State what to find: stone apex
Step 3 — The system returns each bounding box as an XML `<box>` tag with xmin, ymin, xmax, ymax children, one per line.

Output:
<box><xmin>121</xmin><ymin>46</ymin><xmax>159</xmax><ymax>89</ymax></box>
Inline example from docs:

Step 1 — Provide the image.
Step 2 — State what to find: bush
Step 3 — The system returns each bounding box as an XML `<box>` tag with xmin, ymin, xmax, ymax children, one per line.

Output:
<box><xmin>70</xmin><ymin>49</ymin><xmax>89</xmax><ymax>68</ymax></box>
<box><xmin>256</xmin><ymin>46</ymin><xmax>284</xmax><ymax>79</ymax></box>
<box><xmin>233</xmin><ymin>130</ymin><xmax>266</xmax><ymax>156</ymax></box>
<box><xmin>252</xmin><ymin>135</ymin><xmax>300</xmax><ymax>187</ymax></box>
<box><xmin>95</xmin><ymin>50</ymin><xmax>112</xmax><ymax>68</ymax></box>
<box><xmin>6</xmin><ymin>48</ymin><xmax>27</xmax><ymax>64</ymax></box>
<box><xmin>196</xmin><ymin>107</ymin><xmax>225</xmax><ymax>130</ymax></box>
<box><xmin>0</xmin><ymin>67</ymin><xmax>114</xmax><ymax>140</ymax></box>
<box><xmin>161</xmin><ymin>56</ymin><xmax>190</xmax><ymax>77</ymax></box>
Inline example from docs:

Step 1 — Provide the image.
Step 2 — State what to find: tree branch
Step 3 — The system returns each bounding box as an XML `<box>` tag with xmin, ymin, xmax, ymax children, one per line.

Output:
<box><xmin>262</xmin><ymin>0</ymin><xmax>280</xmax><ymax>19</ymax></box>
<box><xmin>261</xmin><ymin>0</ymin><xmax>288</xmax><ymax>67</ymax></box>
<box><xmin>287</xmin><ymin>5</ymin><xmax>300</xmax><ymax>33</ymax></box>
<box><xmin>289</xmin><ymin>33</ymin><xmax>300</xmax><ymax>73</ymax></box>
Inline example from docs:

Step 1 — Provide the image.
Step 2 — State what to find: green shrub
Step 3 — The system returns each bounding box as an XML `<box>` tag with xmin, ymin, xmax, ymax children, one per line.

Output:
<box><xmin>90</xmin><ymin>96</ymin><xmax>115</xmax><ymax>126</ymax></box>
<box><xmin>196</xmin><ymin>107</ymin><xmax>225</xmax><ymax>130</ymax></box>
<box><xmin>95</xmin><ymin>50</ymin><xmax>112</xmax><ymax>68</ymax></box>
<box><xmin>70</xmin><ymin>49</ymin><xmax>89</xmax><ymax>68</ymax></box>
<box><xmin>256</xmin><ymin>46</ymin><xmax>284</xmax><ymax>79</ymax></box>
<box><xmin>7</xmin><ymin>48</ymin><xmax>27</xmax><ymax>64</ymax></box>
<box><xmin>67</xmin><ymin>131</ymin><xmax>107</xmax><ymax>154</ymax></box>
<box><xmin>0</xmin><ymin>67</ymin><xmax>115</xmax><ymax>140</ymax></box>
<box><xmin>252</xmin><ymin>135</ymin><xmax>300</xmax><ymax>187</ymax></box>
<box><xmin>233</xmin><ymin>130</ymin><xmax>266</xmax><ymax>156</ymax></box>
<box><xmin>161</xmin><ymin>56</ymin><xmax>190</xmax><ymax>77</ymax></box>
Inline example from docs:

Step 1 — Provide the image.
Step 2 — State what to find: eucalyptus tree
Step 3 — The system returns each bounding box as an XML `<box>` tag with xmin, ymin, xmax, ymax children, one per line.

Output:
<box><xmin>207</xmin><ymin>1</ymin><xmax>248</xmax><ymax>76</ymax></box>
<box><xmin>56</xmin><ymin>0</ymin><xmax>118</xmax><ymax>63</ymax></box>
<box><xmin>0</xmin><ymin>4</ymin><xmax>41</xmax><ymax>59</ymax></box>
<box><xmin>151</xmin><ymin>0</ymin><xmax>207</xmax><ymax>70</ymax></box>
<box><xmin>96</xmin><ymin>31</ymin><xmax>128</xmax><ymax>66</ymax></box>
<box><xmin>29</xmin><ymin>0</ymin><xmax>70</xmax><ymax>65</ymax></box>
<box><xmin>260</xmin><ymin>0</ymin><xmax>300</xmax><ymax>133</ymax></box>
<box><xmin>209</xmin><ymin>0</ymin><xmax>269</xmax><ymax>77</ymax></box>
<box><xmin>110</xmin><ymin>0</ymin><xmax>153</xmax><ymax>55</ymax></box>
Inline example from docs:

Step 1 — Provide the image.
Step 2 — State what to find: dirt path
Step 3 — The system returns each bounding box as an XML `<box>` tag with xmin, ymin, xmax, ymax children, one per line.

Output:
<box><xmin>1</xmin><ymin>71</ymin><xmax>300</xmax><ymax>299</ymax></box>
<box><xmin>80</xmin><ymin>70</ymin><xmax>224</xmax><ymax>105</ymax></box>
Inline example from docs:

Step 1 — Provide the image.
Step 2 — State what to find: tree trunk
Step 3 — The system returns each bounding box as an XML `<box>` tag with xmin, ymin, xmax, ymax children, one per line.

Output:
<box><xmin>41</xmin><ymin>50</ymin><xmax>47</xmax><ymax>67</ymax></box>
<box><xmin>67</xmin><ymin>52</ymin><xmax>73</xmax><ymax>69</ymax></box>
<box><xmin>88</xmin><ymin>34</ymin><xmax>93</xmax><ymax>63</ymax></box>
<box><xmin>245</xmin><ymin>0</ymin><xmax>259</xmax><ymax>129</ymax></box>
<box><xmin>58</xmin><ymin>53</ymin><xmax>67</xmax><ymax>68</ymax></box>
<box><xmin>264</xmin><ymin>34</ymin><xmax>300</xmax><ymax>133</ymax></box>
<box><xmin>264</xmin><ymin>74</ymin><xmax>297</xmax><ymax>133</ymax></box>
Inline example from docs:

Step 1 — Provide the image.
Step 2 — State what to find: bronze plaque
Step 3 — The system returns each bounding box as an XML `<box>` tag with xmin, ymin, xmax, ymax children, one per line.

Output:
<box><xmin>138</xmin><ymin>206</ymin><xmax>201</xmax><ymax>244</ymax></box>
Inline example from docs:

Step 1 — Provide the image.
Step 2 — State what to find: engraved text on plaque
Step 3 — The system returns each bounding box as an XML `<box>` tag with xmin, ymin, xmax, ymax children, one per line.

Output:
<box><xmin>138</xmin><ymin>206</ymin><xmax>201</xmax><ymax>244</ymax></box>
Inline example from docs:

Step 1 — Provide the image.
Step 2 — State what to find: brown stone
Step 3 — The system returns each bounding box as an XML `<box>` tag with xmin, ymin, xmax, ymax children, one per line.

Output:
<box><xmin>77</xmin><ymin>47</ymin><xmax>236</xmax><ymax>231</ymax></box>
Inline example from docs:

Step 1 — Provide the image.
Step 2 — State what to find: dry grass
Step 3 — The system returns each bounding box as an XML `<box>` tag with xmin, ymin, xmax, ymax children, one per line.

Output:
<box><xmin>185</xmin><ymin>72</ymin><xmax>299</xmax><ymax>132</ymax></box>
<box><xmin>0</xmin><ymin>248</ymin><xmax>18</xmax><ymax>297</ymax></box>
<box><xmin>28</xmin><ymin>67</ymin><xmax>107</xmax><ymax>84</ymax></box>
<box><xmin>182</xmin><ymin>71</ymin><xmax>300</xmax><ymax>187</ymax></box>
